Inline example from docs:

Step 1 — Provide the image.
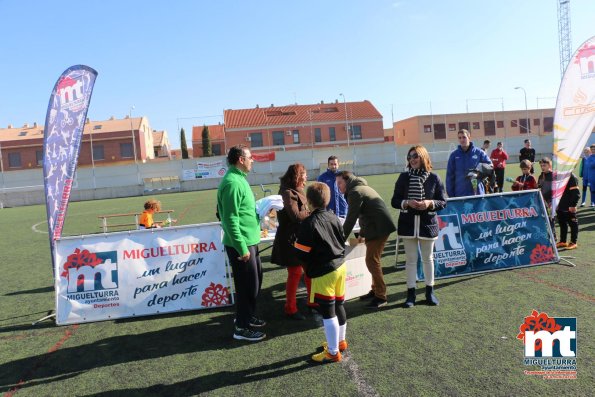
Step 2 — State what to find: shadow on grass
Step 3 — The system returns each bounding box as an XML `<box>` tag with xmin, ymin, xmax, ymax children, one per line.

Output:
<box><xmin>5</xmin><ymin>286</ymin><xmax>53</xmax><ymax>296</ymax></box>
<box><xmin>82</xmin><ymin>355</ymin><xmax>312</xmax><ymax>397</ymax></box>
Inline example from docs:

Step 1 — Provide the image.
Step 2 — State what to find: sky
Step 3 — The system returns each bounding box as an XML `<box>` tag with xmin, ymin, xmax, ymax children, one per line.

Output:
<box><xmin>0</xmin><ymin>0</ymin><xmax>593</xmax><ymax>149</ymax></box>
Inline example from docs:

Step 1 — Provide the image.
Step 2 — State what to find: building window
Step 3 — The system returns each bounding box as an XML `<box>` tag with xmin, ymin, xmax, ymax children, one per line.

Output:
<box><xmin>329</xmin><ymin>127</ymin><xmax>336</xmax><ymax>141</ymax></box>
<box><xmin>8</xmin><ymin>152</ymin><xmax>21</xmax><ymax>168</ymax></box>
<box><xmin>272</xmin><ymin>131</ymin><xmax>284</xmax><ymax>146</ymax></box>
<box><xmin>93</xmin><ymin>125</ymin><xmax>102</xmax><ymax>130</ymax></box>
<box><xmin>448</xmin><ymin>123</ymin><xmax>456</xmax><ymax>131</ymax></box>
<box><xmin>533</xmin><ymin>118</ymin><xmax>540</xmax><ymax>126</ymax></box>
<box><xmin>93</xmin><ymin>145</ymin><xmax>105</xmax><ymax>160</ymax></box>
<box><xmin>293</xmin><ymin>130</ymin><xmax>300</xmax><ymax>144</ymax></box>
<box><xmin>511</xmin><ymin>120</ymin><xmax>518</xmax><ymax>127</ymax></box>
<box><xmin>472</xmin><ymin>122</ymin><xmax>480</xmax><ymax>130</ymax></box>
<box><xmin>519</xmin><ymin>118</ymin><xmax>529</xmax><ymax>134</ymax></box>
<box><xmin>314</xmin><ymin>128</ymin><xmax>322</xmax><ymax>143</ymax></box>
<box><xmin>496</xmin><ymin>120</ymin><xmax>504</xmax><ymax>128</ymax></box>
<box><xmin>351</xmin><ymin>125</ymin><xmax>362</xmax><ymax>140</ymax></box>
<box><xmin>120</xmin><ymin>142</ymin><xmax>134</xmax><ymax>158</ymax></box>
<box><xmin>543</xmin><ymin>117</ymin><xmax>553</xmax><ymax>133</ymax></box>
<box><xmin>36</xmin><ymin>150</ymin><xmax>43</xmax><ymax>166</ymax></box>
<box><xmin>433</xmin><ymin>124</ymin><xmax>446</xmax><ymax>140</ymax></box>
<box><xmin>250</xmin><ymin>132</ymin><xmax>263</xmax><ymax>147</ymax></box>
<box><xmin>423</xmin><ymin>125</ymin><xmax>432</xmax><ymax>133</ymax></box>
<box><xmin>458</xmin><ymin>122</ymin><xmax>469</xmax><ymax>131</ymax></box>
<box><xmin>484</xmin><ymin>120</ymin><xmax>496</xmax><ymax>136</ymax></box>
<box><xmin>212</xmin><ymin>144</ymin><xmax>222</xmax><ymax>156</ymax></box>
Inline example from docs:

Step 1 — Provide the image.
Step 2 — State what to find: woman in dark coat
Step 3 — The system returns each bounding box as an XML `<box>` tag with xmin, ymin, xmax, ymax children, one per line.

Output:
<box><xmin>391</xmin><ymin>145</ymin><xmax>446</xmax><ymax>308</ymax></box>
<box><xmin>271</xmin><ymin>163</ymin><xmax>312</xmax><ymax>320</ymax></box>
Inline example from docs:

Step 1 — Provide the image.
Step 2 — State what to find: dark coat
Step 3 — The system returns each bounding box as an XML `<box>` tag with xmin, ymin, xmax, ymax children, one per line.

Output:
<box><xmin>391</xmin><ymin>172</ymin><xmax>447</xmax><ymax>239</ymax></box>
<box><xmin>342</xmin><ymin>175</ymin><xmax>396</xmax><ymax>241</ymax></box>
<box><xmin>271</xmin><ymin>184</ymin><xmax>310</xmax><ymax>266</ymax></box>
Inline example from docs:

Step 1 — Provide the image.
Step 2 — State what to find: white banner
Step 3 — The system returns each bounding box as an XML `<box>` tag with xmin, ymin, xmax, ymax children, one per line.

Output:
<box><xmin>196</xmin><ymin>160</ymin><xmax>228</xmax><ymax>179</ymax></box>
<box><xmin>552</xmin><ymin>36</ymin><xmax>595</xmax><ymax>213</ymax></box>
<box><xmin>54</xmin><ymin>223</ymin><xmax>232</xmax><ymax>325</ymax></box>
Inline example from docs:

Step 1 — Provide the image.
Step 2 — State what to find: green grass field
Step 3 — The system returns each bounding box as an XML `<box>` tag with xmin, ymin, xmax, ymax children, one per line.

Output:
<box><xmin>1</xmin><ymin>171</ymin><xmax>593</xmax><ymax>396</ymax></box>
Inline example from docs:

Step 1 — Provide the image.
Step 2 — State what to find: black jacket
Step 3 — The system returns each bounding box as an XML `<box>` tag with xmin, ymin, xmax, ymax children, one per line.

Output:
<box><xmin>294</xmin><ymin>208</ymin><xmax>345</xmax><ymax>278</ymax></box>
<box><xmin>391</xmin><ymin>172</ymin><xmax>447</xmax><ymax>239</ymax></box>
<box><xmin>557</xmin><ymin>173</ymin><xmax>580</xmax><ymax>212</ymax></box>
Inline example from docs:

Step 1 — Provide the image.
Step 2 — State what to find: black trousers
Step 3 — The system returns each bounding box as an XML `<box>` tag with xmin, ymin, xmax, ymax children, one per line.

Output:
<box><xmin>495</xmin><ymin>168</ymin><xmax>505</xmax><ymax>193</ymax></box>
<box><xmin>225</xmin><ymin>245</ymin><xmax>263</xmax><ymax>329</ymax></box>
<box><xmin>556</xmin><ymin>211</ymin><xmax>578</xmax><ymax>244</ymax></box>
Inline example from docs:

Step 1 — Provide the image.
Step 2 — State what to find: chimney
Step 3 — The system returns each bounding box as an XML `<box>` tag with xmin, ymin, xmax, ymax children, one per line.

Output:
<box><xmin>256</xmin><ymin>104</ymin><xmax>259</xmax><ymax>108</ymax></box>
<box><xmin>109</xmin><ymin>116</ymin><xmax>115</xmax><ymax>120</ymax></box>
<box><xmin>270</xmin><ymin>104</ymin><xmax>274</xmax><ymax>107</ymax></box>
<box><xmin>23</xmin><ymin>123</ymin><xmax>29</xmax><ymax>128</ymax></box>
<box><xmin>7</xmin><ymin>124</ymin><xmax>12</xmax><ymax>128</ymax></box>
<box><xmin>335</xmin><ymin>99</ymin><xmax>338</xmax><ymax>104</ymax></box>
<box><xmin>321</xmin><ymin>100</ymin><xmax>324</xmax><ymax>104</ymax></box>
<box><xmin>86</xmin><ymin>118</ymin><xmax>90</xmax><ymax>124</ymax></box>
<box><xmin>34</xmin><ymin>122</ymin><xmax>38</xmax><ymax>127</ymax></box>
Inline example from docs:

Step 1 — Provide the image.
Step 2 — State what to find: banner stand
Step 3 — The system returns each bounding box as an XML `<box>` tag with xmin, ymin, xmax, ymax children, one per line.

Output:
<box><xmin>557</xmin><ymin>256</ymin><xmax>577</xmax><ymax>267</ymax></box>
<box><xmin>33</xmin><ymin>311</ymin><xmax>55</xmax><ymax>326</ymax></box>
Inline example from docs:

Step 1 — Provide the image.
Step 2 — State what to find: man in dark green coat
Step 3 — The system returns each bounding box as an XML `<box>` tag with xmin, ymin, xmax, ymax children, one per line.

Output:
<box><xmin>336</xmin><ymin>171</ymin><xmax>396</xmax><ymax>309</ymax></box>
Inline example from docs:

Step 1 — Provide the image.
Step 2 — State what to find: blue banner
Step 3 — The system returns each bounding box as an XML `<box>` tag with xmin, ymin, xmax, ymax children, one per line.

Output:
<box><xmin>43</xmin><ymin>65</ymin><xmax>98</xmax><ymax>270</ymax></box>
<box><xmin>431</xmin><ymin>190</ymin><xmax>558</xmax><ymax>278</ymax></box>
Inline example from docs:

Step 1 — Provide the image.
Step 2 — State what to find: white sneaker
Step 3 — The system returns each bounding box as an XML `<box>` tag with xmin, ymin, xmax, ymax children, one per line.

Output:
<box><xmin>580</xmin><ymin>202</ymin><xmax>585</xmax><ymax>207</ymax></box>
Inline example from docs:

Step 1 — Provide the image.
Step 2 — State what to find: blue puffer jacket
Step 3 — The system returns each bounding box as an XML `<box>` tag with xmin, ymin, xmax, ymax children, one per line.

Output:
<box><xmin>583</xmin><ymin>155</ymin><xmax>595</xmax><ymax>187</ymax></box>
<box><xmin>446</xmin><ymin>142</ymin><xmax>492</xmax><ymax>197</ymax></box>
<box><xmin>317</xmin><ymin>169</ymin><xmax>348</xmax><ymax>217</ymax></box>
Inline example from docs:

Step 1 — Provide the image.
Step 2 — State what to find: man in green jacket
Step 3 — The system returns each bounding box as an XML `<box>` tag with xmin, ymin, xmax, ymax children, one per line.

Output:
<box><xmin>336</xmin><ymin>171</ymin><xmax>396</xmax><ymax>309</ymax></box>
<box><xmin>217</xmin><ymin>145</ymin><xmax>266</xmax><ymax>341</ymax></box>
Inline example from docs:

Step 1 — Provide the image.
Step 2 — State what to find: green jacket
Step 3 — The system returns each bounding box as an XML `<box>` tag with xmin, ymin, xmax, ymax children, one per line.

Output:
<box><xmin>217</xmin><ymin>166</ymin><xmax>260</xmax><ymax>255</ymax></box>
<box><xmin>342</xmin><ymin>175</ymin><xmax>396</xmax><ymax>241</ymax></box>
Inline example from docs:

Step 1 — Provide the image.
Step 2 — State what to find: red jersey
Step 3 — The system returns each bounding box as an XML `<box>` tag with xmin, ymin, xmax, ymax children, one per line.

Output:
<box><xmin>490</xmin><ymin>148</ymin><xmax>509</xmax><ymax>169</ymax></box>
<box><xmin>511</xmin><ymin>174</ymin><xmax>537</xmax><ymax>191</ymax></box>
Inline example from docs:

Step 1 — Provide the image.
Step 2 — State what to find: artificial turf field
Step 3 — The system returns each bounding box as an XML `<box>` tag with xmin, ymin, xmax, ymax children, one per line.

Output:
<box><xmin>1</xmin><ymin>170</ymin><xmax>593</xmax><ymax>396</ymax></box>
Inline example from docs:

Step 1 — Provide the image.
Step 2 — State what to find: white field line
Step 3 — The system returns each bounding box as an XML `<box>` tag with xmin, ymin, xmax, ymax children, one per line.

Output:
<box><xmin>32</xmin><ymin>221</ymin><xmax>48</xmax><ymax>234</ymax></box>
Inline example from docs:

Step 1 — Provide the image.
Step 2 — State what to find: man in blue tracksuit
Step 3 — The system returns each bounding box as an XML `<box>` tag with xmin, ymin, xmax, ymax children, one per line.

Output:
<box><xmin>317</xmin><ymin>155</ymin><xmax>348</xmax><ymax>217</ymax></box>
<box><xmin>446</xmin><ymin>129</ymin><xmax>492</xmax><ymax>197</ymax></box>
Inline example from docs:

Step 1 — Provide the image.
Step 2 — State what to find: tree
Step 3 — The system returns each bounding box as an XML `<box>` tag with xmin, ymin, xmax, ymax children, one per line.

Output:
<box><xmin>202</xmin><ymin>125</ymin><xmax>212</xmax><ymax>157</ymax></box>
<box><xmin>180</xmin><ymin>128</ymin><xmax>189</xmax><ymax>159</ymax></box>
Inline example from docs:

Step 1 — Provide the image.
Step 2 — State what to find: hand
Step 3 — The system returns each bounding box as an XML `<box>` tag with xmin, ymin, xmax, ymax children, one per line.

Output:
<box><xmin>569</xmin><ymin>207</ymin><xmax>577</xmax><ymax>213</ymax></box>
<box><xmin>238</xmin><ymin>252</ymin><xmax>251</xmax><ymax>262</ymax></box>
<box><xmin>357</xmin><ymin>236</ymin><xmax>366</xmax><ymax>244</ymax></box>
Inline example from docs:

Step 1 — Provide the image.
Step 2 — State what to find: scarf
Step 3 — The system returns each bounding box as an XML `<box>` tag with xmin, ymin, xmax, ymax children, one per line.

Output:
<box><xmin>408</xmin><ymin>168</ymin><xmax>429</xmax><ymax>201</ymax></box>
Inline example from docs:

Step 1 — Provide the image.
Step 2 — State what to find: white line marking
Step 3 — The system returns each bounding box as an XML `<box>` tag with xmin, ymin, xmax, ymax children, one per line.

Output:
<box><xmin>341</xmin><ymin>353</ymin><xmax>380</xmax><ymax>397</ymax></box>
<box><xmin>32</xmin><ymin>221</ymin><xmax>48</xmax><ymax>234</ymax></box>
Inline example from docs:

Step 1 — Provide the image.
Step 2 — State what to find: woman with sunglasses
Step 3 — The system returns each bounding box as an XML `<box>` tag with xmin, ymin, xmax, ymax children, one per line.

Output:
<box><xmin>391</xmin><ymin>145</ymin><xmax>446</xmax><ymax>308</ymax></box>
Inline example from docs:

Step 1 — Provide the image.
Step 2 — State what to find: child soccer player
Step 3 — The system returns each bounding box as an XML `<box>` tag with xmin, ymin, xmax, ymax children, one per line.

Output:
<box><xmin>556</xmin><ymin>172</ymin><xmax>580</xmax><ymax>250</ymax></box>
<box><xmin>511</xmin><ymin>160</ymin><xmax>537</xmax><ymax>191</ymax></box>
<box><xmin>139</xmin><ymin>199</ymin><xmax>162</xmax><ymax>229</ymax></box>
<box><xmin>294</xmin><ymin>182</ymin><xmax>347</xmax><ymax>364</ymax></box>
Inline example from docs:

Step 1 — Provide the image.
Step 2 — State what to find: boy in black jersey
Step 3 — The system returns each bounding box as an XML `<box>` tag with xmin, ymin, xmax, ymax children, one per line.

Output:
<box><xmin>294</xmin><ymin>182</ymin><xmax>347</xmax><ymax>363</ymax></box>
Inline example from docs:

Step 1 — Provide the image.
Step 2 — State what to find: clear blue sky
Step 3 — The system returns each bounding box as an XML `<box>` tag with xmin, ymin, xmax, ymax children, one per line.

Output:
<box><xmin>0</xmin><ymin>0</ymin><xmax>593</xmax><ymax>149</ymax></box>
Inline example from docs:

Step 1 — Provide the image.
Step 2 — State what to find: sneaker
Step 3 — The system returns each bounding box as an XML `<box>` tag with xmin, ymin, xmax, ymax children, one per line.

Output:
<box><xmin>365</xmin><ymin>297</ymin><xmax>388</xmax><ymax>309</ymax></box>
<box><xmin>566</xmin><ymin>242</ymin><xmax>578</xmax><ymax>250</ymax></box>
<box><xmin>233</xmin><ymin>326</ymin><xmax>266</xmax><ymax>342</ymax></box>
<box><xmin>580</xmin><ymin>202</ymin><xmax>585</xmax><ymax>207</ymax></box>
<box><xmin>287</xmin><ymin>311</ymin><xmax>306</xmax><ymax>321</ymax></box>
<box><xmin>320</xmin><ymin>340</ymin><xmax>348</xmax><ymax>353</ymax></box>
<box><xmin>234</xmin><ymin>317</ymin><xmax>266</xmax><ymax>328</ymax></box>
<box><xmin>311</xmin><ymin>347</ymin><xmax>342</xmax><ymax>364</ymax></box>
<box><xmin>358</xmin><ymin>290</ymin><xmax>375</xmax><ymax>301</ymax></box>
<box><xmin>249</xmin><ymin>316</ymin><xmax>266</xmax><ymax>328</ymax></box>
<box><xmin>556</xmin><ymin>242</ymin><xmax>568</xmax><ymax>248</ymax></box>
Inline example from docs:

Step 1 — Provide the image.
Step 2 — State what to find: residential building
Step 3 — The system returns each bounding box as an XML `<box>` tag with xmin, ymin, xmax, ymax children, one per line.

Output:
<box><xmin>192</xmin><ymin>124</ymin><xmax>225</xmax><ymax>157</ymax></box>
<box><xmin>193</xmin><ymin>100</ymin><xmax>383</xmax><ymax>156</ymax></box>
<box><xmin>0</xmin><ymin>116</ymin><xmax>161</xmax><ymax>171</ymax></box>
<box><xmin>152</xmin><ymin>130</ymin><xmax>172</xmax><ymax>159</ymax></box>
<box><xmin>393</xmin><ymin>108</ymin><xmax>556</xmax><ymax>146</ymax></box>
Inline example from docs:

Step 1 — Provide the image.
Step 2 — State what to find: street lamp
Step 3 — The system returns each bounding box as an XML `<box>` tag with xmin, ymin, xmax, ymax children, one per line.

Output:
<box><xmin>339</xmin><ymin>93</ymin><xmax>350</xmax><ymax>147</ymax></box>
<box><xmin>514</xmin><ymin>87</ymin><xmax>529</xmax><ymax>134</ymax></box>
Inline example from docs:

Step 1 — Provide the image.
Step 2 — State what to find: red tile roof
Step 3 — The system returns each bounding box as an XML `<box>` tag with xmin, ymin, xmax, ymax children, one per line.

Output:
<box><xmin>224</xmin><ymin>100</ymin><xmax>382</xmax><ymax>129</ymax></box>
<box><xmin>192</xmin><ymin>124</ymin><xmax>225</xmax><ymax>142</ymax></box>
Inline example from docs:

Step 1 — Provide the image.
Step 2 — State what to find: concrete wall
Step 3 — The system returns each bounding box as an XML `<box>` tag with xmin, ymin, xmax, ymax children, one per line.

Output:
<box><xmin>0</xmin><ymin>134</ymin><xmax>567</xmax><ymax>208</ymax></box>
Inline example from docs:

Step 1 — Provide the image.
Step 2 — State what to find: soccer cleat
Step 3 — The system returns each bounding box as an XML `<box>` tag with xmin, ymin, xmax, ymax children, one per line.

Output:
<box><xmin>311</xmin><ymin>347</ymin><xmax>342</xmax><ymax>364</ymax></box>
<box><xmin>566</xmin><ymin>243</ymin><xmax>578</xmax><ymax>250</ymax></box>
<box><xmin>233</xmin><ymin>326</ymin><xmax>266</xmax><ymax>342</ymax></box>
<box><xmin>359</xmin><ymin>290</ymin><xmax>375</xmax><ymax>301</ymax></box>
<box><xmin>320</xmin><ymin>340</ymin><xmax>348</xmax><ymax>353</ymax></box>
<box><xmin>365</xmin><ymin>297</ymin><xmax>388</xmax><ymax>309</ymax></box>
<box><xmin>556</xmin><ymin>242</ymin><xmax>568</xmax><ymax>248</ymax></box>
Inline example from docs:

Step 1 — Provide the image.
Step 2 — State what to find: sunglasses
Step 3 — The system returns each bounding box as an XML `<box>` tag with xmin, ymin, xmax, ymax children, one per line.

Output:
<box><xmin>407</xmin><ymin>153</ymin><xmax>419</xmax><ymax>161</ymax></box>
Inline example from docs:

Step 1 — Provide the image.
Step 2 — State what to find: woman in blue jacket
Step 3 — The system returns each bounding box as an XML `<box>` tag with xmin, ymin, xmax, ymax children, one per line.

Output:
<box><xmin>391</xmin><ymin>145</ymin><xmax>447</xmax><ymax>308</ymax></box>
